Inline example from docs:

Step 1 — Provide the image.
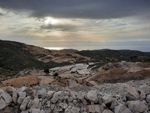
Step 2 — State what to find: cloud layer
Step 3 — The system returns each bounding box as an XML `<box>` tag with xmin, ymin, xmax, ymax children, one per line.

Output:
<box><xmin>0</xmin><ymin>0</ymin><xmax>150</xmax><ymax>19</ymax></box>
<box><xmin>0</xmin><ymin>0</ymin><xmax>150</xmax><ymax>51</ymax></box>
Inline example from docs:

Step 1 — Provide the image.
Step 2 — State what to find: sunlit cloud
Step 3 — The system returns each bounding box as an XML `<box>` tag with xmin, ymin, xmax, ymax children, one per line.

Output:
<box><xmin>0</xmin><ymin>1</ymin><xmax>150</xmax><ymax>51</ymax></box>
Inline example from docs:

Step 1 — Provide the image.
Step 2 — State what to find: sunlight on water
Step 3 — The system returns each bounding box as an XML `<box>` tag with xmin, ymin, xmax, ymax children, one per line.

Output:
<box><xmin>44</xmin><ymin>47</ymin><xmax>64</xmax><ymax>50</ymax></box>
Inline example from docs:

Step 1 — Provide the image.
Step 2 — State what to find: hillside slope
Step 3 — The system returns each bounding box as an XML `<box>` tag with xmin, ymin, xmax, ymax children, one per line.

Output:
<box><xmin>76</xmin><ymin>49</ymin><xmax>150</xmax><ymax>62</ymax></box>
<box><xmin>0</xmin><ymin>40</ymin><xmax>90</xmax><ymax>76</ymax></box>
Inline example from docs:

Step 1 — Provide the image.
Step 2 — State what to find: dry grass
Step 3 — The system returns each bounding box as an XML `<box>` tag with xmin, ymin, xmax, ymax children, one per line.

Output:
<box><xmin>2</xmin><ymin>76</ymin><xmax>40</xmax><ymax>88</ymax></box>
<box><xmin>92</xmin><ymin>68</ymin><xmax>150</xmax><ymax>84</ymax></box>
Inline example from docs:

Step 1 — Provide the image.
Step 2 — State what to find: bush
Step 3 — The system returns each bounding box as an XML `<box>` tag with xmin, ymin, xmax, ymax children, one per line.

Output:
<box><xmin>53</xmin><ymin>72</ymin><xmax>59</xmax><ymax>77</ymax></box>
<box><xmin>44</xmin><ymin>69</ymin><xmax>49</xmax><ymax>73</ymax></box>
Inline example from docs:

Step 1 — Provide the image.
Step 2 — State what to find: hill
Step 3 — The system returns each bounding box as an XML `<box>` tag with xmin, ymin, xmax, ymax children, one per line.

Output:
<box><xmin>0</xmin><ymin>40</ymin><xmax>90</xmax><ymax>77</ymax></box>
<box><xmin>76</xmin><ymin>49</ymin><xmax>150</xmax><ymax>62</ymax></box>
<box><xmin>62</xmin><ymin>49</ymin><xmax>79</xmax><ymax>53</ymax></box>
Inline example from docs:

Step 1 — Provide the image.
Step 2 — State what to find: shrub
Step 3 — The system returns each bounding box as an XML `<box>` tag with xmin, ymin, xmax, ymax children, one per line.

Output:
<box><xmin>44</xmin><ymin>69</ymin><xmax>49</xmax><ymax>73</ymax></box>
<box><xmin>53</xmin><ymin>72</ymin><xmax>59</xmax><ymax>77</ymax></box>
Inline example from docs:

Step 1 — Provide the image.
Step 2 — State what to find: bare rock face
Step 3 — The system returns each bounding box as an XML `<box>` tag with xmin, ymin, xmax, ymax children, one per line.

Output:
<box><xmin>127</xmin><ymin>100</ymin><xmax>148</xmax><ymax>112</ymax></box>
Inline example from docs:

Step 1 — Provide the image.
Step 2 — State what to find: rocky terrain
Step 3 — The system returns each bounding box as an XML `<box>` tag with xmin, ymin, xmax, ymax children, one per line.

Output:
<box><xmin>1</xmin><ymin>79</ymin><xmax>150</xmax><ymax>113</ymax></box>
<box><xmin>1</xmin><ymin>40</ymin><xmax>150</xmax><ymax>113</ymax></box>
<box><xmin>0</xmin><ymin>40</ymin><xmax>91</xmax><ymax>77</ymax></box>
<box><xmin>91</xmin><ymin>62</ymin><xmax>150</xmax><ymax>84</ymax></box>
<box><xmin>1</xmin><ymin>62</ymin><xmax>150</xmax><ymax>89</ymax></box>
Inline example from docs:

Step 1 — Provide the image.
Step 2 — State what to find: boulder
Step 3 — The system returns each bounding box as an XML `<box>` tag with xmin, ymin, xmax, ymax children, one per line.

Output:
<box><xmin>17</xmin><ymin>92</ymin><xmax>26</xmax><ymax>104</ymax></box>
<box><xmin>114</xmin><ymin>104</ymin><xmax>132</xmax><ymax>113</ymax></box>
<box><xmin>126</xmin><ymin>86</ymin><xmax>139</xmax><ymax>100</ymax></box>
<box><xmin>139</xmin><ymin>85</ymin><xmax>150</xmax><ymax>99</ymax></box>
<box><xmin>127</xmin><ymin>100</ymin><xmax>148</xmax><ymax>112</ymax></box>
<box><xmin>88</xmin><ymin>81</ymin><xmax>99</xmax><ymax>87</ymax></box>
<box><xmin>21</xmin><ymin>110</ymin><xmax>29</xmax><ymax>113</ymax></box>
<box><xmin>41</xmin><ymin>110</ymin><xmax>45</xmax><ymax>113</ymax></box>
<box><xmin>100</xmin><ymin>103</ymin><xmax>106</xmax><ymax>112</ymax></box>
<box><xmin>5</xmin><ymin>86</ymin><xmax>16</xmax><ymax>94</ymax></box>
<box><xmin>86</xmin><ymin>90</ymin><xmax>98</xmax><ymax>103</ymax></box>
<box><xmin>13</xmin><ymin>90</ymin><xmax>18</xmax><ymax>103</ymax></box>
<box><xmin>32</xmin><ymin>108</ymin><xmax>41</xmax><ymax>113</ymax></box>
<box><xmin>77</xmin><ymin>69</ymin><xmax>90</xmax><ymax>75</ymax></box>
<box><xmin>77</xmin><ymin>91</ymin><xmax>85</xmax><ymax>101</ymax></box>
<box><xmin>88</xmin><ymin>105</ymin><xmax>101</xmax><ymax>113</ymax></box>
<box><xmin>59</xmin><ymin>103</ymin><xmax>68</xmax><ymax>109</ymax></box>
<box><xmin>110</xmin><ymin>99</ymin><xmax>119</xmax><ymax>109</ymax></box>
<box><xmin>17</xmin><ymin>86</ymin><xmax>28</xmax><ymax>92</ymax></box>
<box><xmin>76</xmin><ymin>78</ymin><xmax>84</xmax><ymax>84</ymax></box>
<box><xmin>71</xmin><ymin>106</ymin><xmax>80</xmax><ymax>113</ymax></box>
<box><xmin>102</xmin><ymin>109</ymin><xmax>114</xmax><ymax>113</ymax></box>
<box><xmin>51</xmin><ymin>91</ymin><xmax>62</xmax><ymax>103</ymax></box>
<box><xmin>29</xmin><ymin>98</ymin><xmax>40</xmax><ymax>111</ymax></box>
<box><xmin>73</xmin><ymin>100</ymin><xmax>78</xmax><ymax>105</ymax></box>
<box><xmin>24</xmin><ymin>88</ymin><xmax>34</xmax><ymax>96</ymax></box>
<box><xmin>0</xmin><ymin>98</ymin><xmax>7</xmax><ymax>110</ymax></box>
<box><xmin>94</xmin><ymin>105</ymin><xmax>101</xmax><ymax>113</ymax></box>
<box><xmin>37</xmin><ymin>88</ymin><xmax>46</xmax><ymax>98</ymax></box>
<box><xmin>102</xmin><ymin>95</ymin><xmax>113</xmax><ymax>105</ymax></box>
<box><xmin>47</xmin><ymin>91</ymin><xmax>55</xmax><ymax>99</ymax></box>
<box><xmin>88</xmin><ymin>105</ymin><xmax>95</xmax><ymax>112</ymax></box>
<box><xmin>0</xmin><ymin>89</ymin><xmax>12</xmax><ymax>104</ymax></box>
<box><xmin>20</xmin><ymin>96</ymin><xmax>31</xmax><ymax>111</ymax></box>
<box><xmin>146</xmin><ymin>94</ymin><xmax>150</xmax><ymax>103</ymax></box>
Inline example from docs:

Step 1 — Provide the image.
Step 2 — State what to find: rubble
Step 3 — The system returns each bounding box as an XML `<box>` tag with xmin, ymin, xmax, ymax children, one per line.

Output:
<box><xmin>0</xmin><ymin>84</ymin><xmax>150</xmax><ymax>113</ymax></box>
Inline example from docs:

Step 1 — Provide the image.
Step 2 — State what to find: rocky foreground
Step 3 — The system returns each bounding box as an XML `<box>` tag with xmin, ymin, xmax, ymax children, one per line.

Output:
<box><xmin>1</xmin><ymin>81</ymin><xmax>150</xmax><ymax>113</ymax></box>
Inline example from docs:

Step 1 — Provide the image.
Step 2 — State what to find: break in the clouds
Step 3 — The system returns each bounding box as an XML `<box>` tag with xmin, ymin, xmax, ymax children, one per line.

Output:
<box><xmin>0</xmin><ymin>0</ymin><xmax>150</xmax><ymax>51</ymax></box>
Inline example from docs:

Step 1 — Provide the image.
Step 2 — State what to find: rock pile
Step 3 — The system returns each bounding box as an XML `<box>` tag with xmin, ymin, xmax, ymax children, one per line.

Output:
<box><xmin>1</xmin><ymin>84</ymin><xmax>150</xmax><ymax>113</ymax></box>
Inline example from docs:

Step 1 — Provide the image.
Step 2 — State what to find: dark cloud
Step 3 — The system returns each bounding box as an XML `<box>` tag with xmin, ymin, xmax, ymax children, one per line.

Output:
<box><xmin>0</xmin><ymin>0</ymin><xmax>150</xmax><ymax>19</ymax></box>
<box><xmin>40</xmin><ymin>24</ymin><xmax>78</xmax><ymax>31</ymax></box>
<box><xmin>0</xmin><ymin>13</ymin><xmax>3</xmax><ymax>16</ymax></box>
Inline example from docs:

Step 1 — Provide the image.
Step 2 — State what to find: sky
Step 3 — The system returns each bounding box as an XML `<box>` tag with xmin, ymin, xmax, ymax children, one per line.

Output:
<box><xmin>0</xmin><ymin>0</ymin><xmax>150</xmax><ymax>51</ymax></box>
